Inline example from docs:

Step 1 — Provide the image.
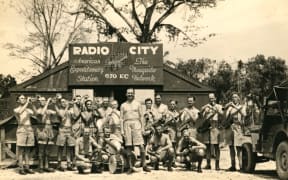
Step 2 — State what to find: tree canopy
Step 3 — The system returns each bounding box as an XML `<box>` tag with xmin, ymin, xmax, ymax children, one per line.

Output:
<box><xmin>77</xmin><ymin>0</ymin><xmax>217</xmax><ymax>45</ymax></box>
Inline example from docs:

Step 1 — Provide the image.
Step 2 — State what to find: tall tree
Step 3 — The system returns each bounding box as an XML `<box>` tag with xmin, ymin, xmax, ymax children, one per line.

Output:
<box><xmin>79</xmin><ymin>0</ymin><xmax>217</xmax><ymax>45</ymax></box>
<box><xmin>0</xmin><ymin>74</ymin><xmax>17</xmax><ymax>98</ymax></box>
<box><xmin>243</xmin><ymin>54</ymin><xmax>287</xmax><ymax>100</ymax></box>
<box><xmin>176</xmin><ymin>58</ymin><xmax>217</xmax><ymax>82</ymax></box>
<box><xmin>4</xmin><ymin>0</ymin><xmax>87</xmax><ymax>73</ymax></box>
<box><xmin>207</xmin><ymin>61</ymin><xmax>233</xmax><ymax>103</ymax></box>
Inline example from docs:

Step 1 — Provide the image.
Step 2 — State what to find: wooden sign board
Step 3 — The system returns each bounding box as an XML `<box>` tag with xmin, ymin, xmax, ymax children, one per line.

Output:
<box><xmin>68</xmin><ymin>43</ymin><xmax>163</xmax><ymax>86</ymax></box>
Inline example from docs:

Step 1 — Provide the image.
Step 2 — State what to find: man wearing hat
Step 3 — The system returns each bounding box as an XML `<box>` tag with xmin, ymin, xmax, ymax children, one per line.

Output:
<box><xmin>176</xmin><ymin>128</ymin><xmax>206</xmax><ymax>173</ymax></box>
<box><xmin>201</xmin><ymin>93</ymin><xmax>223</xmax><ymax>171</ymax></box>
<box><xmin>147</xmin><ymin>125</ymin><xmax>175</xmax><ymax>171</ymax></box>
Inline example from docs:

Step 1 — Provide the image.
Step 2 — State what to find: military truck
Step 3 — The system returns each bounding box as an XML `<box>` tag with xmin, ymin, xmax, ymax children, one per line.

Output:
<box><xmin>240</xmin><ymin>84</ymin><xmax>288</xmax><ymax>179</ymax></box>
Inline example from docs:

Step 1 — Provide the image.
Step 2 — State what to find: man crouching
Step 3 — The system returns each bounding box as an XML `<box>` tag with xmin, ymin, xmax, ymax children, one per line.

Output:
<box><xmin>147</xmin><ymin>125</ymin><xmax>175</xmax><ymax>171</ymax></box>
<box><xmin>75</xmin><ymin>128</ymin><xmax>103</xmax><ymax>174</ymax></box>
<box><xmin>176</xmin><ymin>128</ymin><xmax>206</xmax><ymax>173</ymax></box>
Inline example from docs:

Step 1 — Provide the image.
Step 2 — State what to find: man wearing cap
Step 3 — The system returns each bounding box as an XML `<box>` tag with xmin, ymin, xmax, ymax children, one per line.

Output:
<box><xmin>34</xmin><ymin>96</ymin><xmax>56</xmax><ymax>173</ymax></box>
<box><xmin>201</xmin><ymin>93</ymin><xmax>223</xmax><ymax>170</ymax></box>
<box><xmin>147</xmin><ymin>125</ymin><xmax>175</xmax><ymax>171</ymax></box>
<box><xmin>120</xmin><ymin>88</ymin><xmax>151</xmax><ymax>174</ymax></box>
<box><xmin>225</xmin><ymin>93</ymin><xmax>246</xmax><ymax>171</ymax></box>
<box><xmin>176</xmin><ymin>128</ymin><xmax>206</xmax><ymax>173</ymax></box>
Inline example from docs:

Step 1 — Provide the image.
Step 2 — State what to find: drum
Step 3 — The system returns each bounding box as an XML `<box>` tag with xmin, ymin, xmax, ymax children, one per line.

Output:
<box><xmin>108</xmin><ymin>154</ymin><xmax>125</xmax><ymax>174</ymax></box>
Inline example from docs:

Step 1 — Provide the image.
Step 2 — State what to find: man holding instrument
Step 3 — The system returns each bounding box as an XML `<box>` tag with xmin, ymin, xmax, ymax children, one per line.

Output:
<box><xmin>201</xmin><ymin>93</ymin><xmax>223</xmax><ymax>171</ymax></box>
<box><xmin>147</xmin><ymin>125</ymin><xmax>175</xmax><ymax>171</ymax></box>
<box><xmin>14</xmin><ymin>95</ymin><xmax>35</xmax><ymax>175</ymax></box>
<box><xmin>34</xmin><ymin>96</ymin><xmax>56</xmax><ymax>173</ymax></box>
<box><xmin>224</xmin><ymin>93</ymin><xmax>246</xmax><ymax>171</ymax></box>
<box><xmin>179</xmin><ymin>96</ymin><xmax>199</xmax><ymax>139</ymax></box>
<box><xmin>55</xmin><ymin>98</ymin><xmax>75</xmax><ymax>171</ymax></box>
<box><xmin>75</xmin><ymin>127</ymin><xmax>103</xmax><ymax>174</ymax></box>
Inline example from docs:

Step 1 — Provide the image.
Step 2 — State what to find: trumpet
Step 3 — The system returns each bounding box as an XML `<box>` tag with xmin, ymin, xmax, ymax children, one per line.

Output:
<box><xmin>222</xmin><ymin>102</ymin><xmax>237</xmax><ymax>111</ymax></box>
<box><xmin>27</xmin><ymin>94</ymin><xmax>41</xmax><ymax>103</ymax></box>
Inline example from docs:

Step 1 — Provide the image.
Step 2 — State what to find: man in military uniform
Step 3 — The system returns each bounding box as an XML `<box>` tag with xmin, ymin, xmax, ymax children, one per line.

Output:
<box><xmin>176</xmin><ymin>128</ymin><xmax>206</xmax><ymax>173</ymax></box>
<box><xmin>14</xmin><ymin>95</ymin><xmax>35</xmax><ymax>175</ymax></box>
<box><xmin>201</xmin><ymin>93</ymin><xmax>223</xmax><ymax>171</ymax></box>
<box><xmin>152</xmin><ymin>94</ymin><xmax>168</xmax><ymax>123</ymax></box>
<box><xmin>225</xmin><ymin>93</ymin><xmax>246</xmax><ymax>171</ymax></box>
<box><xmin>143</xmin><ymin>98</ymin><xmax>156</xmax><ymax>146</ymax></box>
<box><xmin>179</xmin><ymin>96</ymin><xmax>199</xmax><ymax>139</ymax></box>
<box><xmin>165</xmin><ymin>100</ymin><xmax>179</xmax><ymax>148</ymax></box>
<box><xmin>55</xmin><ymin>98</ymin><xmax>75</xmax><ymax>171</ymax></box>
<box><xmin>34</xmin><ymin>97</ymin><xmax>56</xmax><ymax>173</ymax></box>
<box><xmin>147</xmin><ymin>125</ymin><xmax>175</xmax><ymax>171</ymax></box>
<box><xmin>97</xmin><ymin>97</ymin><xmax>113</xmax><ymax>138</ymax></box>
<box><xmin>120</xmin><ymin>88</ymin><xmax>151</xmax><ymax>174</ymax></box>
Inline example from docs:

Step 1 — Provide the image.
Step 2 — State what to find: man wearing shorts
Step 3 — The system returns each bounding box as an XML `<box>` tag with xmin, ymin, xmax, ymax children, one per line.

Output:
<box><xmin>55</xmin><ymin>98</ymin><xmax>75</xmax><ymax>171</ymax></box>
<box><xmin>120</xmin><ymin>88</ymin><xmax>150</xmax><ymax>174</ymax></box>
<box><xmin>176</xmin><ymin>128</ymin><xmax>206</xmax><ymax>173</ymax></box>
<box><xmin>14</xmin><ymin>95</ymin><xmax>35</xmax><ymax>175</ymax></box>
<box><xmin>34</xmin><ymin>97</ymin><xmax>56</xmax><ymax>173</ymax></box>
<box><xmin>147</xmin><ymin>125</ymin><xmax>175</xmax><ymax>171</ymax></box>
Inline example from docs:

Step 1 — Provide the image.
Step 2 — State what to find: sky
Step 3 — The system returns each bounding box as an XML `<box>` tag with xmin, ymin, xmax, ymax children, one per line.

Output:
<box><xmin>0</xmin><ymin>0</ymin><xmax>288</xmax><ymax>82</ymax></box>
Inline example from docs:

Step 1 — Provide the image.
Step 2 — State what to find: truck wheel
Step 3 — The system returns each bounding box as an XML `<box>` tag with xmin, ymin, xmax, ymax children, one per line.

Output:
<box><xmin>276</xmin><ymin>141</ymin><xmax>288</xmax><ymax>180</ymax></box>
<box><xmin>241</xmin><ymin>143</ymin><xmax>256</xmax><ymax>172</ymax></box>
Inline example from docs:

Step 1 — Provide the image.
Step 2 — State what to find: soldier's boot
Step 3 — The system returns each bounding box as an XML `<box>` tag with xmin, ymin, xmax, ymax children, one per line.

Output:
<box><xmin>226</xmin><ymin>160</ymin><xmax>236</xmax><ymax>171</ymax></box>
<box><xmin>197</xmin><ymin>158</ymin><xmax>203</xmax><ymax>173</ymax></box>
<box><xmin>204</xmin><ymin>159</ymin><xmax>211</xmax><ymax>169</ymax></box>
<box><xmin>215</xmin><ymin>160</ymin><xmax>220</xmax><ymax>171</ymax></box>
<box><xmin>140</xmin><ymin>151</ymin><xmax>151</xmax><ymax>172</ymax></box>
<box><xmin>57</xmin><ymin>161</ymin><xmax>65</xmax><ymax>172</ymax></box>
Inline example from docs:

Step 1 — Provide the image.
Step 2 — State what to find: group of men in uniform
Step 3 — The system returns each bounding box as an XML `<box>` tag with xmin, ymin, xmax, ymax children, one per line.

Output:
<box><xmin>14</xmin><ymin>88</ymin><xmax>254</xmax><ymax>175</ymax></box>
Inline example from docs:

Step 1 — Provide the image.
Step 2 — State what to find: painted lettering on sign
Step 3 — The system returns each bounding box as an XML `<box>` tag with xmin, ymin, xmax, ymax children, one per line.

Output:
<box><xmin>69</xmin><ymin>43</ymin><xmax>163</xmax><ymax>85</ymax></box>
<box><xmin>129</xmin><ymin>46</ymin><xmax>159</xmax><ymax>55</ymax></box>
<box><xmin>73</xmin><ymin>46</ymin><xmax>110</xmax><ymax>55</ymax></box>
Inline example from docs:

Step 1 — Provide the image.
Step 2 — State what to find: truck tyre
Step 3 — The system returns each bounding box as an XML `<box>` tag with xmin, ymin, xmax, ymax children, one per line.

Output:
<box><xmin>241</xmin><ymin>143</ymin><xmax>256</xmax><ymax>172</ymax></box>
<box><xmin>276</xmin><ymin>141</ymin><xmax>288</xmax><ymax>180</ymax></box>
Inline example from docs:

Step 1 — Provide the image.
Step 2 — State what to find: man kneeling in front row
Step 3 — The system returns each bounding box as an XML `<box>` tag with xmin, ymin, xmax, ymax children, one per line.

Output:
<box><xmin>147</xmin><ymin>125</ymin><xmax>175</xmax><ymax>171</ymax></box>
<box><xmin>176</xmin><ymin>128</ymin><xmax>206</xmax><ymax>173</ymax></box>
<box><xmin>75</xmin><ymin>128</ymin><xmax>103</xmax><ymax>174</ymax></box>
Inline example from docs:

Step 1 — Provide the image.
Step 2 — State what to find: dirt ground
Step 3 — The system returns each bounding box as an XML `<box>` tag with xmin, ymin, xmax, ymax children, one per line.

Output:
<box><xmin>0</xmin><ymin>147</ymin><xmax>279</xmax><ymax>180</ymax></box>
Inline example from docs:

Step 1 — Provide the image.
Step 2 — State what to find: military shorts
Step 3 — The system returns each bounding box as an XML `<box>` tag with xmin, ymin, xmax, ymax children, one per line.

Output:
<box><xmin>36</xmin><ymin>125</ymin><xmax>55</xmax><ymax>145</ymax></box>
<box><xmin>56</xmin><ymin>127</ymin><xmax>75</xmax><ymax>147</ymax></box>
<box><xmin>225</xmin><ymin>123</ymin><xmax>244</xmax><ymax>147</ymax></box>
<box><xmin>202</xmin><ymin>128</ymin><xmax>220</xmax><ymax>144</ymax></box>
<box><xmin>123</xmin><ymin>119</ymin><xmax>144</xmax><ymax>146</ymax></box>
<box><xmin>16</xmin><ymin>126</ymin><xmax>35</xmax><ymax>147</ymax></box>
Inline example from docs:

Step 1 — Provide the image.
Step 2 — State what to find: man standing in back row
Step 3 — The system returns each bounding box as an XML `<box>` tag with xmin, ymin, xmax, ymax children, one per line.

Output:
<box><xmin>120</xmin><ymin>88</ymin><xmax>151</xmax><ymax>174</ymax></box>
<box><xmin>201</xmin><ymin>93</ymin><xmax>223</xmax><ymax>171</ymax></box>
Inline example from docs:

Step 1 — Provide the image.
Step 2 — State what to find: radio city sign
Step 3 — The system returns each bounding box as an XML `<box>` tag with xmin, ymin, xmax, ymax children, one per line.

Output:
<box><xmin>68</xmin><ymin>43</ymin><xmax>163</xmax><ymax>85</ymax></box>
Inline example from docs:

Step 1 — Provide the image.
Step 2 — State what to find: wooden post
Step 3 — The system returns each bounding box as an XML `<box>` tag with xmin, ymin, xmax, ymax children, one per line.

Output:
<box><xmin>0</xmin><ymin>128</ymin><xmax>5</xmax><ymax>162</ymax></box>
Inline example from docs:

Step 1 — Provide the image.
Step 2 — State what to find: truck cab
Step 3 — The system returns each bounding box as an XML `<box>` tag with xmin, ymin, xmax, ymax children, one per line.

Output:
<box><xmin>241</xmin><ymin>85</ymin><xmax>288</xmax><ymax>180</ymax></box>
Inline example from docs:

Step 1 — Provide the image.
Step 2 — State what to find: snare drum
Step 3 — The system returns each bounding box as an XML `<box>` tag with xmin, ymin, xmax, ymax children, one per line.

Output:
<box><xmin>108</xmin><ymin>154</ymin><xmax>125</xmax><ymax>174</ymax></box>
